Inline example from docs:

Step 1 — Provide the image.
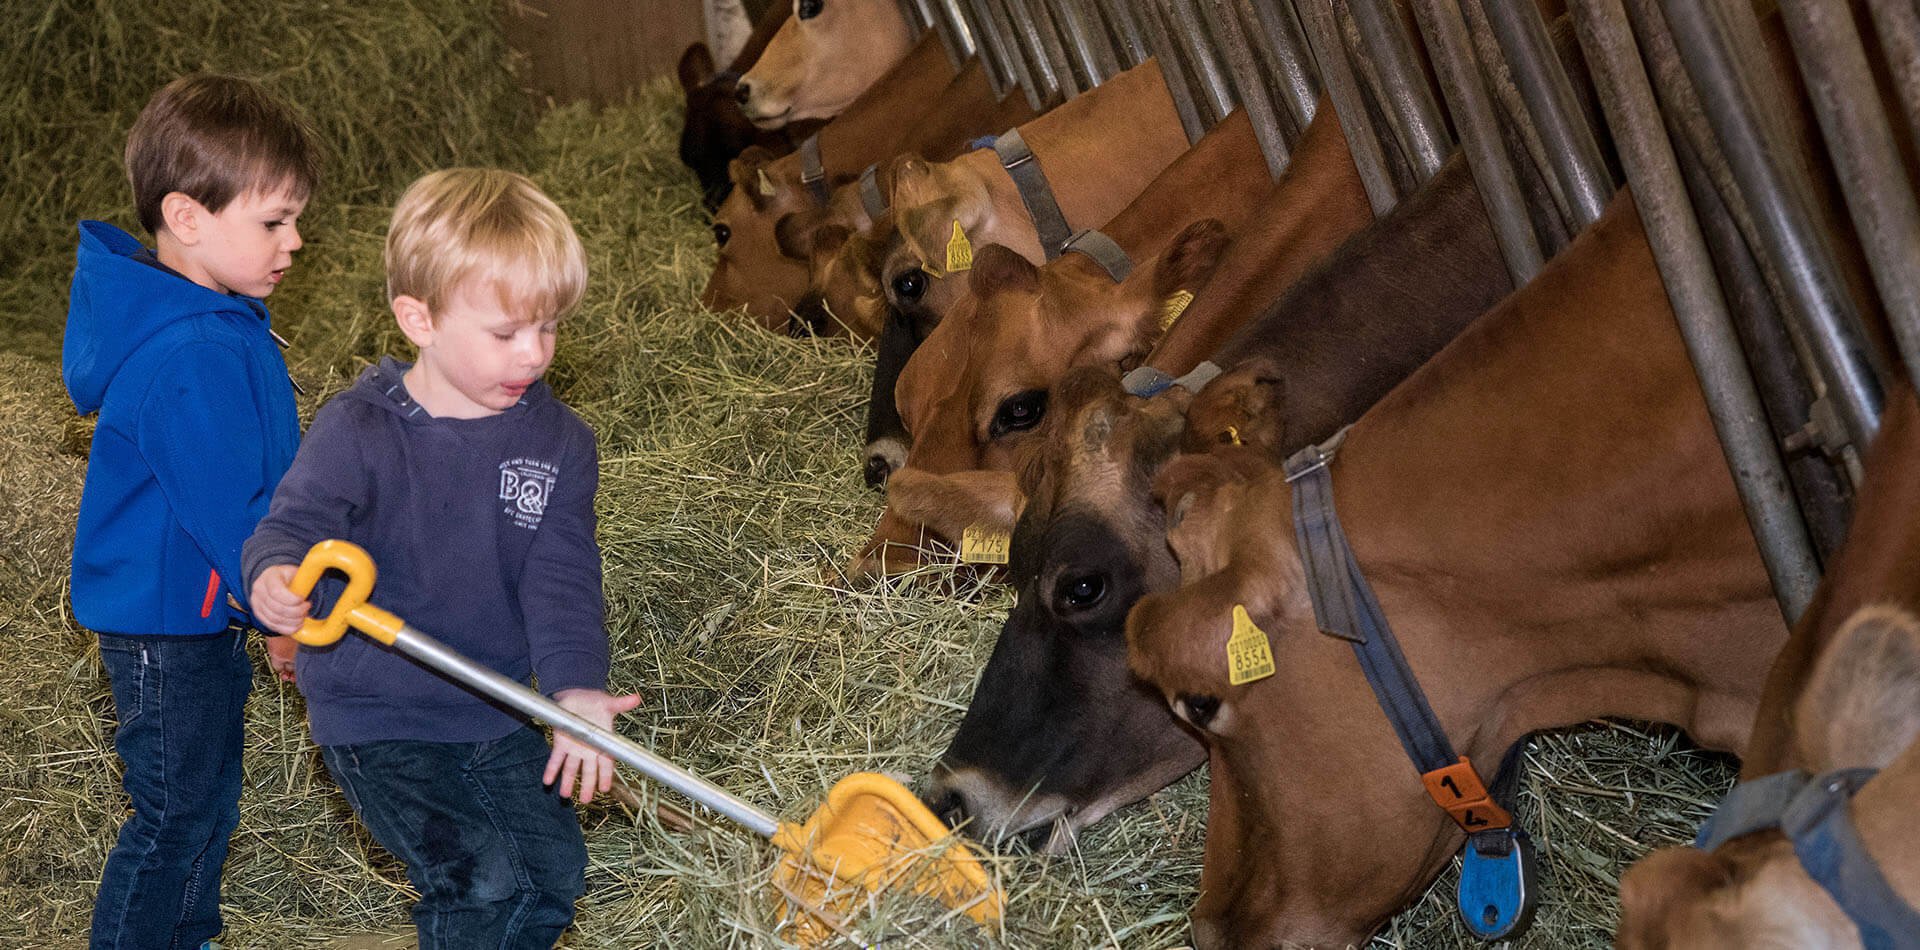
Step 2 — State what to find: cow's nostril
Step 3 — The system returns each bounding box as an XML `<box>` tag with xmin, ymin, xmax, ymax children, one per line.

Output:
<box><xmin>734</xmin><ymin>82</ymin><xmax>752</xmax><ymax>106</ymax></box>
<box><xmin>926</xmin><ymin>789</ymin><xmax>969</xmax><ymax>830</ymax></box>
<box><xmin>863</xmin><ymin>454</ymin><xmax>894</xmax><ymax>489</ymax></box>
<box><xmin>1178</xmin><ymin>693</ymin><xmax>1221</xmax><ymax>730</ymax></box>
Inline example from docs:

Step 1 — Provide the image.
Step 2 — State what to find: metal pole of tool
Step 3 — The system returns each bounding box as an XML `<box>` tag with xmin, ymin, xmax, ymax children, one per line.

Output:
<box><xmin>1409</xmin><ymin>0</ymin><xmax>1544</xmax><ymax>284</ymax></box>
<box><xmin>1571</xmin><ymin>0</ymin><xmax>1820</xmax><ymax>622</ymax></box>
<box><xmin>1200</xmin><ymin>0</ymin><xmax>1292</xmax><ymax>175</ymax></box>
<box><xmin>1004</xmin><ymin>0</ymin><xmax>1065</xmax><ymax>104</ymax></box>
<box><xmin>1778</xmin><ymin>1</ymin><xmax>1920</xmax><ymax>396</ymax></box>
<box><xmin>1102</xmin><ymin>0</ymin><xmax>1152</xmax><ymax>69</ymax></box>
<box><xmin>1299</xmin><ymin>0</ymin><xmax>1404</xmax><ymax>214</ymax></box>
<box><xmin>1864</xmin><ymin>0</ymin><xmax>1920</xmax><ymax>156</ymax></box>
<box><xmin>1134</xmin><ymin>0</ymin><xmax>1214</xmax><ymax>142</ymax></box>
<box><xmin>1660</xmin><ymin>0</ymin><xmax>1883</xmax><ymax>455</ymax></box>
<box><xmin>1164</xmin><ymin>0</ymin><xmax>1240</xmax><ymax>126</ymax></box>
<box><xmin>1054</xmin><ymin>0</ymin><xmax>1118</xmax><ymax>87</ymax></box>
<box><xmin>1243</xmin><ymin>0</ymin><xmax>1323</xmax><ymax>137</ymax></box>
<box><xmin>1476</xmin><ymin>0</ymin><xmax>1613</xmax><ymax>230</ymax></box>
<box><xmin>1347</xmin><ymin>0</ymin><xmax>1453</xmax><ymax>184</ymax></box>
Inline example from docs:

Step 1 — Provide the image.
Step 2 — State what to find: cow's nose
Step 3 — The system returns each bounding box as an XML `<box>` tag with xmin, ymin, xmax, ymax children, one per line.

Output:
<box><xmin>925</xmin><ymin>787</ymin><xmax>970</xmax><ymax>831</ymax></box>
<box><xmin>863</xmin><ymin>453</ymin><xmax>894</xmax><ymax>489</ymax></box>
<box><xmin>734</xmin><ymin>82</ymin><xmax>753</xmax><ymax>106</ymax></box>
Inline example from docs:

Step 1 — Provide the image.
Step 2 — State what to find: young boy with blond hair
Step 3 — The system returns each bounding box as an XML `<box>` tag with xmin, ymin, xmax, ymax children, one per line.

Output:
<box><xmin>242</xmin><ymin>168</ymin><xmax>637</xmax><ymax>948</ymax></box>
<box><xmin>63</xmin><ymin>73</ymin><xmax>318</xmax><ymax>950</ymax></box>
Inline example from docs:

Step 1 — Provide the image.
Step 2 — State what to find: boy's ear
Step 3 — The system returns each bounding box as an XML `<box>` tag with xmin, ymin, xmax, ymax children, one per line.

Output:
<box><xmin>391</xmin><ymin>295</ymin><xmax>436</xmax><ymax>347</ymax></box>
<box><xmin>159</xmin><ymin>192</ymin><xmax>204</xmax><ymax>244</ymax></box>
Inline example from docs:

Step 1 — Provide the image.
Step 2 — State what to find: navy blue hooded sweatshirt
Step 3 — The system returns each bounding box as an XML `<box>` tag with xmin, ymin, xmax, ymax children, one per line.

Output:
<box><xmin>63</xmin><ymin>220</ymin><xmax>302</xmax><ymax>636</ymax></box>
<box><xmin>242</xmin><ymin>356</ymin><xmax>608</xmax><ymax>745</ymax></box>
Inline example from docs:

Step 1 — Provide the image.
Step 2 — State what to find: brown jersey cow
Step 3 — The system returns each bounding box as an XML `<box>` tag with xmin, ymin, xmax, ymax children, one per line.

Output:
<box><xmin>677</xmin><ymin>0</ymin><xmax>802</xmax><ymax>210</ymax></box>
<box><xmin>735</xmin><ymin>0</ymin><xmax>913</xmax><ymax>129</ymax></box>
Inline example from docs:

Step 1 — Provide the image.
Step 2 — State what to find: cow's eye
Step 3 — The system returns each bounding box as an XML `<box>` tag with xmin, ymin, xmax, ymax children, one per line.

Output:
<box><xmin>990</xmin><ymin>389</ymin><xmax>1047</xmax><ymax>439</ymax></box>
<box><xmin>1177</xmin><ymin>694</ymin><xmax>1221</xmax><ymax>730</ymax></box>
<box><xmin>712</xmin><ymin>223</ymin><xmax>731</xmax><ymax>247</ymax></box>
<box><xmin>891</xmin><ymin>267</ymin><xmax>927</xmax><ymax>301</ymax></box>
<box><xmin>1054</xmin><ymin>572</ymin><xmax>1107</xmax><ymax>612</ymax></box>
<box><xmin>798</xmin><ymin>0</ymin><xmax>824</xmax><ymax>19</ymax></box>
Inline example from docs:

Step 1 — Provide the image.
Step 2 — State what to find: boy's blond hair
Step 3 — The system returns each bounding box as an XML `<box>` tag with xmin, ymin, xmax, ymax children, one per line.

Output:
<box><xmin>386</xmin><ymin>168</ymin><xmax>587</xmax><ymax>324</ymax></box>
<box><xmin>126</xmin><ymin>74</ymin><xmax>320</xmax><ymax>236</ymax></box>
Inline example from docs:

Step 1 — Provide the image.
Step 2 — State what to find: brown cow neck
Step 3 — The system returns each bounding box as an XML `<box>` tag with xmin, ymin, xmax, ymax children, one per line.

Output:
<box><xmin>1744</xmin><ymin>385</ymin><xmax>1920</xmax><ymax>776</ymax></box>
<box><xmin>817</xmin><ymin>32</ymin><xmax>956</xmax><ymax>178</ymax></box>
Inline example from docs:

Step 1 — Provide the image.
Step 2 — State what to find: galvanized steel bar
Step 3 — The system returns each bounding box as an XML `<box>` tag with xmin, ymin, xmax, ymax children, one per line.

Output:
<box><xmin>1245</xmin><ymin>0</ymin><xmax>1323</xmax><ymax>135</ymax></box>
<box><xmin>1779</xmin><ymin>0</ymin><xmax>1920</xmax><ymax>402</ymax></box>
<box><xmin>1571</xmin><ymin>0</ymin><xmax>1820</xmax><ymax>622</ymax></box>
<box><xmin>1661</xmin><ymin>0</ymin><xmax>1883</xmax><ymax>454</ymax></box>
<box><xmin>1004</xmin><ymin>0</ymin><xmax>1065</xmax><ymax>104</ymax></box>
<box><xmin>1478</xmin><ymin>0</ymin><xmax>1613</xmax><ymax>229</ymax></box>
<box><xmin>1202</xmin><ymin>0</ymin><xmax>1292</xmax><ymax>175</ymax></box>
<box><xmin>1865</xmin><ymin>0</ymin><xmax>1920</xmax><ymax>156</ymax></box>
<box><xmin>979</xmin><ymin>0</ymin><xmax>1044</xmax><ymax>109</ymax></box>
<box><xmin>1165</xmin><ymin>0</ymin><xmax>1239</xmax><ymax>125</ymax></box>
<box><xmin>910</xmin><ymin>0</ymin><xmax>963</xmax><ymax>67</ymax></box>
<box><xmin>1025</xmin><ymin>0</ymin><xmax>1084</xmax><ymax>97</ymax></box>
<box><xmin>898</xmin><ymin>0</ymin><xmax>929</xmax><ymax>35</ymax></box>
<box><xmin>961</xmin><ymin>0</ymin><xmax>1017</xmax><ymax>97</ymax></box>
<box><xmin>1347</xmin><ymin>0</ymin><xmax>1454</xmax><ymax>183</ymax></box>
<box><xmin>932</xmin><ymin>0</ymin><xmax>980</xmax><ymax>63</ymax></box>
<box><xmin>1135</xmin><ymin>0</ymin><xmax>1213</xmax><ymax>142</ymax></box>
<box><xmin>1301</xmin><ymin>0</ymin><xmax>1403</xmax><ymax>213</ymax></box>
<box><xmin>1053</xmin><ymin>0</ymin><xmax>1117</xmax><ymax>86</ymax></box>
<box><xmin>1102</xmin><ymin>0</ymin><xmax>1152</xmax><ymax>69</ymax></box>
<box><xmin>1410</xmin><ymin>0</ymin><xmax>1544</xmax><ymax>283</ymax></box>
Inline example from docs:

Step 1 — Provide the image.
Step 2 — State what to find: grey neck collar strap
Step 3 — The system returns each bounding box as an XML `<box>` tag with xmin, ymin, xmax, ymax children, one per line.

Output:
<box><xmin>1697</xmin><ymin>767</ymin><xmax>1920</xmax><ymax>950</ymax></box>
<box><xmin>993</xmin><ymin>128</ymin><xmax>1072</xmax><ymax>259</ymax></box>
<box><xmin>1061</xmin><ymin>228</ymin><xmax>1133</xmax><ymax>283</ymax></box>
<box><xmin>799</xmin><ymin>134</ymin><xmax>831</xmax><ymax>204</ymax></box>
<box><xmin>858</xmin><ymin>163</ymin><xmax>887</xmax><ymax>220</ymax></box>
<box><xmin>1121</xmin><ymin>360</ymin><xmax>1221</xmax><ymax>398</ymax></box>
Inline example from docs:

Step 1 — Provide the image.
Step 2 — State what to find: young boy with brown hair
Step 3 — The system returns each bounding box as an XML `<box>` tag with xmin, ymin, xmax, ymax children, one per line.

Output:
<box><xmin>243</xmin><ymin>167</ymin><xmax>638</xmax><ymax>948</ymax></box>
<box><xmin>62</xmin><ymin>73</ymin><xmax>319</xmax><ymax>950</ymax></box>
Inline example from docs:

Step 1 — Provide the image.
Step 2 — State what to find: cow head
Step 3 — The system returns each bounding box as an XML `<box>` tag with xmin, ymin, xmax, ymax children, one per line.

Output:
<box><xmin>926</xmin><ymin>367</ymin><xmax>1209</xmax><ymax>851</ymax></box>
<box><xmin>700</xmin><ymin>146</ymin><xmax>813</xmax><ymax>326</ymax></box>
<box><xmin>1618</xmin><ymin>604</ymin><xmax>1920</xmax><ymax>950</ymax></box>
<box><xmin>736</xmin><ymin>0</ymin><xmax>913</xmax><ymax>129</ymax></box>
<box><xmin>677</xmin><ymin>43</ymin><xmax>791</xmax><ymax>211</ymax></box>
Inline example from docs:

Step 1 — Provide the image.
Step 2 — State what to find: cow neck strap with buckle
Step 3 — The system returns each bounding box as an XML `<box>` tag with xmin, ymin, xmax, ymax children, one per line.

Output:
<box><xmin>1283</xmin><ymin>434</ymin><xmax>1539</xmax><ymax>941</ymax></box>
<box><xmin>993</xmin><ymin>128</ymin><xmax>1072</xmax><ymax>260</ymax></box>
<box><xmin>1122</xmin><ymin>360</ymin><xmax>1221</xmax><ymax>399</ymax></box>
<box><xmin>858</xmin><ymin>163</ymin><xmax>887</xmax><ymax>220</ymax></box>
<box><xmin>799</xmin><ymin>134</ymin><xmax>831</xmax><ymax>204</ymax></box>
<box><xmin>1061</xmin><ymin>228</ymin><xmax>1133</xmax><ymax>283</ymax></box>
<box><xmin>1696</xmin><ymin>767</ymin><xmax>1920</xmax><ymax>950</ymax></box>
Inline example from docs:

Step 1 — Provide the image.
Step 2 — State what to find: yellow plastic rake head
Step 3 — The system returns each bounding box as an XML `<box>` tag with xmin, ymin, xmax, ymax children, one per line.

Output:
<box><xmin>770</xmin><ymin>772</ymin><xmax>1002</xmax><ymax>943</ymax></box>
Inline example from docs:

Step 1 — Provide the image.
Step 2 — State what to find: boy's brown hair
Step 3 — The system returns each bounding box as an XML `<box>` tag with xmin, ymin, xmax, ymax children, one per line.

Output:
<box><xmin>385</xmin><ymin>168</ymin><xmax>588</xmax><ymax>324</ymax></box>
<box><xmin>125</xmin><ymin>74</ymin><xmax>321</xmax><ymax>235</ymax></box>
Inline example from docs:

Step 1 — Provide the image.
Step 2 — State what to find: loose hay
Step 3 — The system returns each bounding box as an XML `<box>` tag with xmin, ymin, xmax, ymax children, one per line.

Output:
<box><xmin>0</xmin><ymin>5</ymin><xmax>1738</xmax><ymax>947</ymax></box>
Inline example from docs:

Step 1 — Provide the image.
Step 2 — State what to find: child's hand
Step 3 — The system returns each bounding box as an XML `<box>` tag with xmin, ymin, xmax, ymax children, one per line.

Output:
<box><xmin>547</xmin><ymin>688</ymin><xmax>644</xmax><ymax>804</ymax></box>
<box><xmin>249</xmin><ymin>564</ymin><xmax>311</xmax><ymax>636</ymax></box>
<box><xmin>265</xmin><ymin>635</ymin><xmax>298</xmax><ymax>683</ymax></box>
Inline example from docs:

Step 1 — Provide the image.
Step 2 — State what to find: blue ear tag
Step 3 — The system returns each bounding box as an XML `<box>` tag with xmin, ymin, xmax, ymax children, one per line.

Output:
<box><xmin>1457</xmin><ymin>827</ymin><xmax>1539</xmax><ymax>941</ymax></box>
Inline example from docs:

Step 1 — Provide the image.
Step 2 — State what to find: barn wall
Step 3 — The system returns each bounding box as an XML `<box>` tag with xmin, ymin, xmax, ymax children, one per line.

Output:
<box><xmin>507</xmin><ymin>0</ymin><xmax>706</xmax><ymax>106</ymax></box>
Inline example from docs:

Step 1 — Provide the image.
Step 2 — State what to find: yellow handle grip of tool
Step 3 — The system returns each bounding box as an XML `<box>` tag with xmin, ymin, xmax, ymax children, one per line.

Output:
<box><xmin>288</xmin><ymin>540</ymin><xmax>405</xmax><ymax>647</ymax></box>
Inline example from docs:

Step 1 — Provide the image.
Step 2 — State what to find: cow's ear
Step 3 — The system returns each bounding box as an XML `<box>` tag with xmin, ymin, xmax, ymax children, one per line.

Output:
<box><xmin>774</xmin><ymin>209</ymin><xmax>827</xmax><ymax>260</ymax></box>
<box><xmin>1150</xmin><ymin>218</ymin><xmax>1231</xmax><ymax>300</ymax></box>
<box><xmin>1184</xmin><ymin>360</ymin><xmax>1286</xmax><ymax>453</ymax></box>
<box><xmin>1795</xmin><ymin>605</ymin><xmax>1920</xmax><ymax>771</ymax></box>
<box><xmin>896</xmin><ymin>196</ymin><xmax>963</xmax><ymax>273</ymax></box>
<box><xmin>885</xmin><ymin>467</ymin><xmax>1025</xmax><ymax>541</ymax></box>
<box><xmin>970</xmin><ymin>244</ymin><xmax>1039</xmax><ymax>298</ymax></box>
<box><xmin>678</xmin><ymin>43</ymin><xmax>717</xmax><ymax>91</ymax></box>
<box><xmin>729</xmin><ymin>147</ymin><xmax>780</xmax><ymax>211</ymax></box>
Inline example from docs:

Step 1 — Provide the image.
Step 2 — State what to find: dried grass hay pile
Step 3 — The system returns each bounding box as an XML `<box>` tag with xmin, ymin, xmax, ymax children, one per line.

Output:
<box><xmin>0</xmin><ymin>2</ymin><xmax>1735</xmax><ymax>946</ymax></box>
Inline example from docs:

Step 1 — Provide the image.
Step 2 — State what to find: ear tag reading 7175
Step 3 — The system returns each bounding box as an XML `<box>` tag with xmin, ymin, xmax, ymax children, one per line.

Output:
<box><xmin>946</xmin><ymin>220</ymin><xmax>974</xmax><ymax>273</ymax></box>
<box><xmin>1227</xmin><ymin>605</ymin><xmax>1275</xmax><ymax>685</ymax></box>
<box><xmin>960</xmin><ymin>523</ymin><xmax>1009</xmax><ymax>564</ymax></box>
<box><xmin>1457</xmin><ymin>827</ymin><xmax>1539</xmax><ymax>941</ymax></box>
<box><xmin>1158</xmin><ymin>289</ymin><xmax>1194</xmax><ymax>330</ymax></box>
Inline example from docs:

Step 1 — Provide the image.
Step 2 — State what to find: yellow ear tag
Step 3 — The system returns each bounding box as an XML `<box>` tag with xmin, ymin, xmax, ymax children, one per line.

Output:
<box><xmin>757</xmin><ymin>168</ymin><xmax>777</xmax><ymax>197</ymax></box>
<box><xmin>945</xmin><ymin>220</ymin><xmax>974</xmax><ymax>273</ymax></box>
<box><xmin>959</xmin><ymin>523</ymin><xmax>1010</xmax><ymax>564</ymax></box>
<box><xmin>1227</xmin><ymin>604</ymin><xmax>1276</xmax><ymax>685</ymax></box>
<box><xmin>1223</xmin><ymin>424</ymin><xmax>1243</xmax><ymax>446</ymax></box>
<box><xmin>1158</xmin><ymin>289</ymin><xmax>1194</xmax><ymax>330</ymax></box>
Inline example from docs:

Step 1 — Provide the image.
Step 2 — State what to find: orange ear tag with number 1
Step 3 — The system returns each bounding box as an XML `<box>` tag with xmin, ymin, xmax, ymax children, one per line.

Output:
<box><xmin>1227</xmin><ymin>604</ymin><xmax>1276</xmax><ymax>685</ymax></box>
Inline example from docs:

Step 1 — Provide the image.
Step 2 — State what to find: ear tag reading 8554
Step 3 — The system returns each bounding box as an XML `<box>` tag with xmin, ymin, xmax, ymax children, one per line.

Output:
<box><xmin>960</xmin><ymin>523</ymin><xmax>1009</xmax><ymax>564</ymax></box>
<box><xmin>1158</xmin><ymin>289</ymin><xmax>1194</xmax><ymax>330</ymax></box>
<box><xmin>946</xmin><ymin>220</ymin><xmax>974</xmax><ymax>273</ymax></box>
<box><xmin>1227</xmin><ymin>604</ymin><xmax>1275</xmax><ymax>685</ymax></box>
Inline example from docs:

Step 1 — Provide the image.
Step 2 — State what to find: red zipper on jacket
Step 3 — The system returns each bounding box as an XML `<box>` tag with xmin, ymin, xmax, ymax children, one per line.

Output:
<box><xmin>201</xmin><ymin>569</ymin><xmax>220</xmax><ymax>618</ymax></box>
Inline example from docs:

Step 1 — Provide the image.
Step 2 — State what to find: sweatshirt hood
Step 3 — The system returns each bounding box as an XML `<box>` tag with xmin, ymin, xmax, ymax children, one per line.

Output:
<box><xmin>338</xmin><ymin>355</ymin><xmax>554</xmax><ymax>422</ymax></box>
<box><xmin>64</xmin><ymin>220</ymin><xmax>268</xmax><ymax>412</ymax></box>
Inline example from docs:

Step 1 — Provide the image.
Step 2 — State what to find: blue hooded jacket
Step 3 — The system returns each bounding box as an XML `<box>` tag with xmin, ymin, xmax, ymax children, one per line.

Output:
<box><xmin>63</xmin><ymin>220</ymin><xmax>302</xmax><ymax>636</ymax></box>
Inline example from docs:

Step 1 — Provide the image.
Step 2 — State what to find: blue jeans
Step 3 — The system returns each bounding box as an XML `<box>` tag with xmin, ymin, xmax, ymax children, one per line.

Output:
<box><xmin>321</xmin><ymin>727</ymin><xmax>586</xmax><ymax>949</ymax></box>
<box><xmin>91</xmin><ymin>630</ymin><xmax>253</xmax><ymax>950</ymax></box>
